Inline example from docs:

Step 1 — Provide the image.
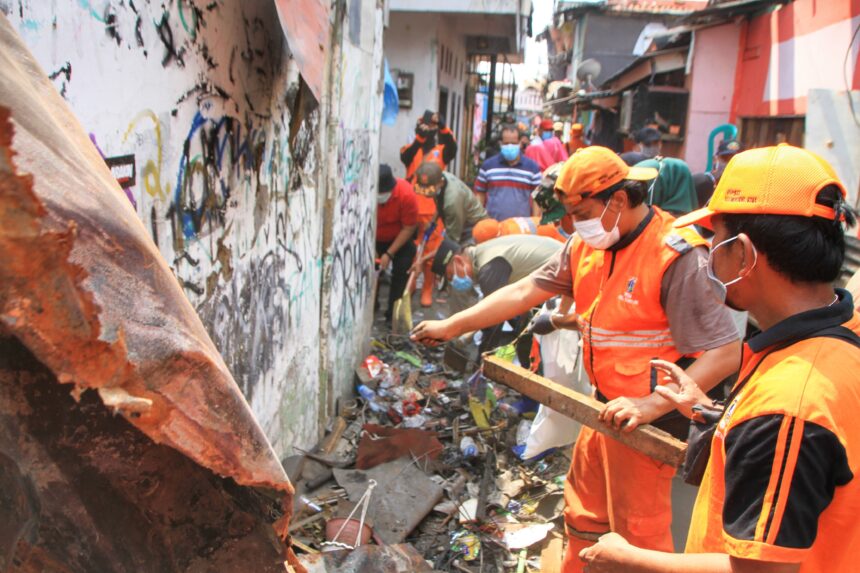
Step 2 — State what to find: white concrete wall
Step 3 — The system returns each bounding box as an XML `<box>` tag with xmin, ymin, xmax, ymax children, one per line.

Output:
<box><xmin>2</xmin><ymin>0</ymin><xmax>384</xmax><ymax>458</ymax></box>
<box><xmin>682</xmin><ymin>23</ymin><xmax>741</xmax><ymax>172</ymax></box>
<box><xmin>437</xmin><ymin>15</ymin><xmax>470</xmax><ymax>175</ymax></box>
<box><xmin>321</xmin><ymin>0</ymin><xmax>385</xmax><ymax>406</ymax></box>
<box><xmin>382</xmin><ymin>11</ymin><xmax>476</xmax><ymax>179</ymax></box>
<box><xmin>380</xmin><ymin>11</ymin><xmax>440</xmax><ymax>179</ymax></box>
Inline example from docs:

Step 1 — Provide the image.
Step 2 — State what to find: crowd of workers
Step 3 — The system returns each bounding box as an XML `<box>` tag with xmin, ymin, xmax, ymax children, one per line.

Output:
<box><xmin>375</xmin><ymin>108</ymin><xmax>860</xmax><ymax>572</ymax></box>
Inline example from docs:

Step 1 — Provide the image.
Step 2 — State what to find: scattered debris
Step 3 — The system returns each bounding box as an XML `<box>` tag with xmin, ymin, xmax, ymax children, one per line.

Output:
<box><xmin>288</xmin><ymin>327</ymin><xmax>575</xmax><ymax>571</ymax></box>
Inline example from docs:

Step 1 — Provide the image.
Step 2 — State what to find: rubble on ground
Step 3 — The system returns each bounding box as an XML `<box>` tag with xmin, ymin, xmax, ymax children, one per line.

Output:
<box><xmin>287</xmin><ymin>324</ymin><xmax>571</xmax><ymax>572</ymax></box>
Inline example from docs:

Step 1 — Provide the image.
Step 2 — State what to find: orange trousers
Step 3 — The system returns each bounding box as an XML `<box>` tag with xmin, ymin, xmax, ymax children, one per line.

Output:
<box><xmin>561</xmin><ymin>426</ymin><xmax>676</xmax><ymax>572</ymax></box>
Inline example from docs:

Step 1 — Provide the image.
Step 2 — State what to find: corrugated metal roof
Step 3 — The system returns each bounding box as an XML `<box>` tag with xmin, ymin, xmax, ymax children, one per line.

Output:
<box><xmin>678</xmin><ymin>0</ymin><xmax>790</xmax><ymax>24</ymax></box>
<box><xmin>557</xmin><ymin>0</ymin><xmax>708</xmax><ymax>17</ymax></box>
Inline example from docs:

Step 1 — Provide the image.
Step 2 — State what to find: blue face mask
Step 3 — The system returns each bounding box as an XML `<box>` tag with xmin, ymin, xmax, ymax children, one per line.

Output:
<box><xmin>541</xmin><ymin>131</ymin><xmax>552</xmax><ymax>141</ymax></box>
<box><xmin>500</xmin><ymin>144</ymin><xmax>520</xmax><ymax>162</ymax></box>
<box><xmin>450</xmin><ymin>262</ymin><xmax>473</xmax><ymax>291</ymax></box>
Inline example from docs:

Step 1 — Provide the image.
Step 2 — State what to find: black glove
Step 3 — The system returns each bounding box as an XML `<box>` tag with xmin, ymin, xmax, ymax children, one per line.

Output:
<box><xmin>530</xmin><ymin>313</ymin><xmax>557</xmax><ymax>336</ymax></box>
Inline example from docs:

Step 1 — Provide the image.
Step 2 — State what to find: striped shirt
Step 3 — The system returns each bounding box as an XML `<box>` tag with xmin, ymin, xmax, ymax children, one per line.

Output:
<box><xmin>474</xmin><ymin>153</ymin><xmax>542</xmax><ymax>220</ymax></box>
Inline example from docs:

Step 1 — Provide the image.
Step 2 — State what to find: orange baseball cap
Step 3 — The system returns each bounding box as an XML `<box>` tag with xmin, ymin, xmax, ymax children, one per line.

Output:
<box><xmin>555</xmin><ymin>146</ymin><xmax>658</xmax><ymax>205</ymax></box>
<box><xmin>675</xmin><ymin>144</ymin><xmax>846</xmax><ymax>230</ymax></box>
<box><xmin>472</xmin><ymin>219</ymin><xmax>501</xmax><ymax>243</ymax></box>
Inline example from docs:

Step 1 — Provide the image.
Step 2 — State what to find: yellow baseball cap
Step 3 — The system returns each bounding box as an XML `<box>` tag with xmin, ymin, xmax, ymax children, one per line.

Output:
<box><xmin>675</xmin><ymin>144</ymin><xmax>846</xmax><ymax>230</ymax></box>
<box><xmin>555</xmin><ymin>146</ymin><xmax>658</xmax><ymax>205</ymax></box>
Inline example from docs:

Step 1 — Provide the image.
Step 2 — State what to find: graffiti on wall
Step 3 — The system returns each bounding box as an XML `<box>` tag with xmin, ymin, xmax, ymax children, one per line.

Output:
<box><xmin>3</xmin><ymin>0</ymin><xmax>330</xmax><ymax>455</ymax></box>
<box><xmin>328</xmin><ymin>129</ymin><xmax>375</xmax><ymax>332</ymax></box>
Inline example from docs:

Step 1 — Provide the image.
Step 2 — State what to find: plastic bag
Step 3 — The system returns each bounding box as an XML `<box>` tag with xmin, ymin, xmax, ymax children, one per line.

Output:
<box><xmin>522</xmin><ymin>319</ymin><xmax>589</xmax><ymax>459</ymax></box>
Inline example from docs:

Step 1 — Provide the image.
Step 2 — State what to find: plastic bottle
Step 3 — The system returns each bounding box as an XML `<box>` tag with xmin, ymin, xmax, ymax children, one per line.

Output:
<box><xmin>460</xmin><ymin>436</ymin><xmax>478</xmax><ymax>458</ymax></box>
<box><xmin>357</xmin><ymin>384</ymin><xmax>387</xmax><ymax>413</ymax></box>
<box><xmin>298</xmin><ymin>495</ymin><xmax>322</xmax><ymax>513</ymax></box>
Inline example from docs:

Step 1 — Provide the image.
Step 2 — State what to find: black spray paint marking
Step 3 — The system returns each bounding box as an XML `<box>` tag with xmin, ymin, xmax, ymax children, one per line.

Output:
<box><xmin>104</xmin><ymin>7</ymin><xmax>121</xmax><ymax>46</ymax></box>
<box><xmin>175</xmin><ymin>251</ymin><xmax>200</xmax><ymax>267</ymax></box>
<box><xmin>48</xmin><ymin>62</ymin><xmax>72</xmax><ymax>98</ymax></box>
<box><xmin>228</xmin><ymin>47</ymin><xmax>237</xmax><ymax>84</ymax></box>
<box><xmin>150</xmin><ymin>205</ymin><xmax>159</xmax><ymax>248</ymax></box>
<box><xmin>155</xmin><ymin>12</ymin><xmax>184</xmax><ymax>68</ymax></box>
<box><xmin>181</xmin><ymin>280</ymin><xmax>204</xmax><ymax>296</ymax></box>
<box><xmin>135</xmin><ymin>15</ymin><xmax>144</xmax><ymax>47</ymax></box>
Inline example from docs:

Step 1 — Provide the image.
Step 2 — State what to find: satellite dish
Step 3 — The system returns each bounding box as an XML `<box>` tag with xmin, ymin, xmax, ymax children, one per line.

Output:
<box><xmin>576</xmin><ymin>58</ymin><xmax>602</xmax><ymax>87</ymax></box>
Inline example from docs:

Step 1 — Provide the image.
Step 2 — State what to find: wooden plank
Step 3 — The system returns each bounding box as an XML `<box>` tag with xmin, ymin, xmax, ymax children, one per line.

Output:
<box><xmin>482</xmin><ymin>355</ymin><xmax>687</xmax><ymax>468</ymax></box>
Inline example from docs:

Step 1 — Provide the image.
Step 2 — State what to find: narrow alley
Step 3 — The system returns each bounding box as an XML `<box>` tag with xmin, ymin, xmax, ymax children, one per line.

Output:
<box><xmin>1</xmin><ymin>1</ymin><xmax>860</xmax><ymax>572</ymax></box>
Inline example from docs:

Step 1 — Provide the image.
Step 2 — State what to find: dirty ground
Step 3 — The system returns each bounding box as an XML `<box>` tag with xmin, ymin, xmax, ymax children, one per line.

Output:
<box><xmin>287</xmin><ymin>273</ymin><xmax>700</xmax><ymax>571</ymax></box>
<box><xmin>286</xmin><ymin>276</ymin><xmax>573</xmax><ymax>572</ymax></box>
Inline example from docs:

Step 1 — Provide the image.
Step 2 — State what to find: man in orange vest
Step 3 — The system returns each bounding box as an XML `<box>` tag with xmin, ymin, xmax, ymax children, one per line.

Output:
<box><xmin>411</xmin><ymin>146</ymin><xmax>741</xmax><ymax>570</ymax></box>
<box><xmin>400</xmin><ymin>110</ymin><xmax>458</xmax><ymax>181</ymax></box>
<box><xmin>577</xmin><ymin>146</ymin><xmax>860</xmax><ymax>573</ymax></box>
<box><xmin>568</xmin><ymin>123</ymin><xmax>586</xmax><ymax>155</ymax></box>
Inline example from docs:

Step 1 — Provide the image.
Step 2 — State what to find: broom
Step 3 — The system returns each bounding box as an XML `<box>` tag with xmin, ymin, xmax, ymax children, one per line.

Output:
<box><xmin>392</xmin><ymin>219</ymin><xmax>438</xmax><ymax>334</ymax></box>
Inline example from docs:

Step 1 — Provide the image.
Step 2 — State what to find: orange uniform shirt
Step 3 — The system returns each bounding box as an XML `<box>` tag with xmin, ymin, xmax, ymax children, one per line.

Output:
<box><xmin>687</xmin><ymin>292</ymin><xmax>860</xmax><ymax>570</ymax></box>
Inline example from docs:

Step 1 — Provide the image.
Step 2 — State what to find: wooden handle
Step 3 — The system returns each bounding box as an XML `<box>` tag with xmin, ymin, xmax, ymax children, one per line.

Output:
<box><xmin>482</xmin><ymin>355</ymin><xmax>687</xmax><ymax>467</ymax></box>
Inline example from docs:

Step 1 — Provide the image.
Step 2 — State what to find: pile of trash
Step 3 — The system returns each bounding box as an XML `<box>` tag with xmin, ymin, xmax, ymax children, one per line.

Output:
<box><xmin>286</xmin><ymin>334</ymin><xmax>575</xmax><ymax>572</ymax></box>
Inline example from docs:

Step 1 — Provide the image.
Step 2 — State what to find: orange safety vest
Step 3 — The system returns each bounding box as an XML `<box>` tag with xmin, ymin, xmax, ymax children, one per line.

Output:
<box><xmin>687</xmin><ymin>311</ymin><xmax>860</xmax><ymax>569</ymax></box>
<box><xmin>405</xmin><ymin>145</ymin><xmax>445</xmax><ymax>181</ymax></box>
<box><xmin>415</xmin><ymin>194</ymin><xmax>445</xmax><ymax>251</ymax></box>
<box><xmin>569</xmin><ymin>207</ymin><xmax>707</xmax><ymax>400</ymax></box>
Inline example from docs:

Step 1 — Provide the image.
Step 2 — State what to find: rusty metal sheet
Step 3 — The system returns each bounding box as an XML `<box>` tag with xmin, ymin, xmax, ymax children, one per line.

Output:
<box><xmin>273</xmin><ymin>0</ymin><xmax>330</xmax><ymax>102</ymax></box>
<box><xmin>0</xmin><ymin>14</ymin><xmax>301</xmax><ymax>572</ymax></box>
<box><xmin>0</xmin><ymin>334</ymin><xmax>290</xmax><ymax>572</ymax></box>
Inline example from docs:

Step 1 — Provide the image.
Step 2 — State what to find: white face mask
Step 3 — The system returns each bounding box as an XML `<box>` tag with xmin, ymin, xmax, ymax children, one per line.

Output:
<box><xmin>574</xmin><ymin>202</ymin><xmax>621</xmax><ymax>250</ymax></box>
<box><xmin>706</xmin><ymin>235</ymin><xmax>757</xmax><ymax>304</ymax></box>
<box><xmin>377</xmin><ymin>192</ymin><xmax>392</xmax><ymax>205</ymax></box>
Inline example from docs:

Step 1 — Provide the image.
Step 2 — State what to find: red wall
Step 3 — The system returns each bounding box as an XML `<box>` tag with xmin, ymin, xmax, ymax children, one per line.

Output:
<box><xmin>731</xmin><ymin>0</ymin><xmax>860</xmax><ymax>119</ymax></box>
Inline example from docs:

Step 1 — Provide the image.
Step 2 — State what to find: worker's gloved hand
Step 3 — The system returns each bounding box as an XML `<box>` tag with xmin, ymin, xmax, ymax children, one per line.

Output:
<box><xmin>530</xmin><ymin>312</ymin><xmax>557</xmax><ymax>336</ymax></box>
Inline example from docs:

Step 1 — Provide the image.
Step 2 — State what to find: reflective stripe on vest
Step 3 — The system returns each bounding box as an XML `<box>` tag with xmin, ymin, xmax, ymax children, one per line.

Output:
<box><xmin>570</xmin><ymin>207</ymin><xmax>707</xmax><ymax>400</ymax></box>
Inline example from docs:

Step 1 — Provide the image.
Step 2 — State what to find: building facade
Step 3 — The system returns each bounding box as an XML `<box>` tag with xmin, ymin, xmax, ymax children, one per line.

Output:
<box><xmin>381</xmin><ymin>0</ymin><xmax>532</xmax><ymax>180</ymax></box>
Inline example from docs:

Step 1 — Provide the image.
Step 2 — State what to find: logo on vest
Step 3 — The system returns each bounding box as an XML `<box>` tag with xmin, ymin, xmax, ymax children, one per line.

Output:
<box><xmin>617</xmin><ymin>276</ymin><xmax>639</xmax><ymax>305</ymax></box>
<box><xmin>715</xmin><ymin>395</ymin><xmax>741</xmax><ymax>439</ymax></box>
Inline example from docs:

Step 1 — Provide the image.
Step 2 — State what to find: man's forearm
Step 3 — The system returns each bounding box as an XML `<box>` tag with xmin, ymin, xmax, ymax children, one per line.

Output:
<box><xmin>387</xmin><ymin>224</ymin><xmax>417</xmax><ymax>256</ymax></box>
<box><xmin>448</xmin><ymin>277</ymin><xmax>553</xmax><ymax>335</ymax></box>
<box><xmin>614</xmin><ymin>548</ymin><xmax>732</xmax><ymax>573</ymax></box>
<box><xmin>600</xmin><ymin>547</ymin><xmax>796</xmax><ymax>573</ymax></box>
